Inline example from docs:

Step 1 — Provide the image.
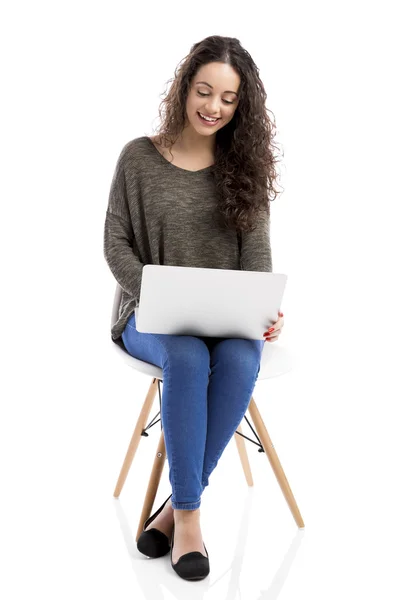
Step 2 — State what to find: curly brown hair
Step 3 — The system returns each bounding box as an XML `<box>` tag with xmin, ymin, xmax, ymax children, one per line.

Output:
<box><xmin>149</xmin><ymin>35</ymin><xmax>284</xmax><ymax>235</ymax></box>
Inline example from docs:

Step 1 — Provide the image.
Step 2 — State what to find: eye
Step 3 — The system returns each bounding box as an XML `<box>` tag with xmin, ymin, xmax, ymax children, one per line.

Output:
<box><xmin>197</xmin><ymin>91</ymin><xmax>234</xmax><ymax>105</ymax></box>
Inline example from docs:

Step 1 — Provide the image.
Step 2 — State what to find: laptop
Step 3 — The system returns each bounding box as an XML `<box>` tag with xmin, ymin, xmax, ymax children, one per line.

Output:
<box><xmin>134</xmin><ymin>265</ymin><xmax>287</xmax><ymax>340</ymax></box>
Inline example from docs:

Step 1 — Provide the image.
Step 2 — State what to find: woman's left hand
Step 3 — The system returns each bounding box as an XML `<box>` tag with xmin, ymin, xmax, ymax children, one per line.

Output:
<box><xmin>263</xmin><ymin>311</ymin><xmax>284</xmax><ymax>342</ymax></box>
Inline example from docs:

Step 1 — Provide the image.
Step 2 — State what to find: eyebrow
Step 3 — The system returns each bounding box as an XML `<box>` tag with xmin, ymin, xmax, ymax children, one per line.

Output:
<box><xmin>195</xmin><ymin>81</ymin><xmax>239</xmax><ymax>96</ymax></box>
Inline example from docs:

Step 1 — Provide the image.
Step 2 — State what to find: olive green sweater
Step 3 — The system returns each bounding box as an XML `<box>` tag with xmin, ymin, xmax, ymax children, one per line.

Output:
<box><xmin>103</xmin><ymin>136</ymin><xmax>272</xmax><ymax>344</ymax></box>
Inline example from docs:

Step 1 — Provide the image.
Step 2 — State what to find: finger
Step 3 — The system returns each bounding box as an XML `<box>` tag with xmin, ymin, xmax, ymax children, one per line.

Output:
<box><xmin>264</xmin><ymin>331</ymin><xmax>280</xmax><ymax>340</ymax></box>
<box><xmin>265</xmin><ymin>315</ymin><xmax>284</xmax><ymax>335</ymax></box>
<box><xmin>269</xmin><ymin>316</ymin><xmax>284</xmax><ymax>330</ymax></box>
<box><xmin>265</xmin><ymin>334</ymin><xmax>279</xmax><ymax>342</ymax></box>
<box><xmin>265</xmin><ymin>323</ymin><xmax>280</xmax><ymax>334</ymax></box>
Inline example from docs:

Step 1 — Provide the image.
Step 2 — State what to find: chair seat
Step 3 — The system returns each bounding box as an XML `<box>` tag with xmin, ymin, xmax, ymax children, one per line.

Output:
<box><xmin>111</xmin><ymin>337</ymin><xmax>292</xmax><ymax>380</ymax></box>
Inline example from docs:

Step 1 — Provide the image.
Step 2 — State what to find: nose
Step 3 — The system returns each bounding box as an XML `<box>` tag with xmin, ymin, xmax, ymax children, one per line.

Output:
<box><xmin>205</xmin><ymin>99</ymin><xmax>221</xmax><ymax>116</ymax></box>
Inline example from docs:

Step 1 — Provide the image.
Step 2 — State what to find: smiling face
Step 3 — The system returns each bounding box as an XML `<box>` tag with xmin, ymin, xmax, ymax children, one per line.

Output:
<box><xmin>184</xmin><ymin>62</ymin><xmax>241</xmax><ymax>136</ymax></box>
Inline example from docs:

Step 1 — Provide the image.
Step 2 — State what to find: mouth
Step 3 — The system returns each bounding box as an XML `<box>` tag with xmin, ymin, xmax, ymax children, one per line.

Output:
<box><xmin>197</xmin><ymin>111</ymin><xmax>221</xmax><ymax>126</ymax></box>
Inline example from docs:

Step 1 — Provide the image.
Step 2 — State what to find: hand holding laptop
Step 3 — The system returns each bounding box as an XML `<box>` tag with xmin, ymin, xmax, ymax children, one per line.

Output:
<box><xmin>263</xmin><ymin>310</ymin><xmax>284</xmax><ymax>343</ymax></box>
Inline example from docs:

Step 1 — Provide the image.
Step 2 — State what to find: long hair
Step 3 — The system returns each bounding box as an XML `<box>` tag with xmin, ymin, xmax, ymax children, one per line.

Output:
<box><xmin>150</xmin><ymin>35</ymin><xmax>284</xmax><ymax>234</ymax></box>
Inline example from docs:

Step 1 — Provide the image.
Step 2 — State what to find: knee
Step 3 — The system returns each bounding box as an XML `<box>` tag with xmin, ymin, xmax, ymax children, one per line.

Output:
<box><xmin>215</xmin><ymin>339</ymin><xmax>262</xmax><ymax>373</ymax></box>
<box><xmin>168</xmin><ymin>336</ymin><xmax>211</xmax><ymax>369</ymax></box>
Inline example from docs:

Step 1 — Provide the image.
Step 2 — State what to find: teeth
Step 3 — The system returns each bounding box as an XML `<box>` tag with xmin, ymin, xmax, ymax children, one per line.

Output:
<box><xmin>199</xmin><ymin>112</ymin><xmax>218</xmax><ymax>122</ymax></box>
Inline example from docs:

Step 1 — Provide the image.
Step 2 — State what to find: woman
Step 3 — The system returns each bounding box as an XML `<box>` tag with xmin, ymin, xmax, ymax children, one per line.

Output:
<box><xmin>103</xmin><ymin>35</ymin><xmax>284</xmax><ymax>581</ymax></box>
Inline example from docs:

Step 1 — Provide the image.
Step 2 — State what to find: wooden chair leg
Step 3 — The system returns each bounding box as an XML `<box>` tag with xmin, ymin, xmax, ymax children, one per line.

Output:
<box><xmin>113</xmin><ymin>378</ymin><xmax>159</xmax><ymax>498</ymax></box>
<box><xmin>248</xmin><ymin>395</ymin><xmax>305</xmax><ymax>528</ymax></box>
<box><xmin>135</xmin><ymin>428</ymin><xmax>167</xmax><ymax>542</ymax></box>
<box><xmin>234</xmin><ymin>422</ymin><xmax>254</xmax><ymax>486</ymax></box>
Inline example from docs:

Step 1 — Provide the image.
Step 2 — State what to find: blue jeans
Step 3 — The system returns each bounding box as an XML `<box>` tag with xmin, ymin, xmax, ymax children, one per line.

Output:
<box><xmin>121</xmin><ymin>311</ymin><xmax>265</xmax><ymax>510</ymax></box>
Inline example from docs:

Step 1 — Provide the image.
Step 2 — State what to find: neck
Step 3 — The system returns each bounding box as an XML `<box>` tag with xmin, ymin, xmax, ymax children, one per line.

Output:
<box><xmin>176</xmin><ymin>123</ymin><xmax>216</xmax><ymax>155</ymax></box>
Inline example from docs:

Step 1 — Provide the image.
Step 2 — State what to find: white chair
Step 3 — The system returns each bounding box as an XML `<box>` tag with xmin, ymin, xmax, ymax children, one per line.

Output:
<box><xmin>110</xmin><ymin>283</ymin><xmax>305</xmax><ymax>540</ymax></box>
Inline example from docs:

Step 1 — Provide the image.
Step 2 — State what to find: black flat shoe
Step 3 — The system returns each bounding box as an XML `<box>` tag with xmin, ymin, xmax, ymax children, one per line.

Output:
<box><xmin>170</xmin><ymin>520</ymin><xmax>210</xmax><ymax>581</ymax></box>
<box><xmin>136</xmin><ymin>493</ymin><xmax>173</xmax><ymax>558</ymax></box>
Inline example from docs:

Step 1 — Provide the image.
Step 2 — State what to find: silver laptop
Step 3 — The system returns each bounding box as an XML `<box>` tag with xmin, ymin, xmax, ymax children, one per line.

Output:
<box><xmin>134</xmin><ymin>265</ymin><xmax>287</xmax><ymax>340</ymax></box>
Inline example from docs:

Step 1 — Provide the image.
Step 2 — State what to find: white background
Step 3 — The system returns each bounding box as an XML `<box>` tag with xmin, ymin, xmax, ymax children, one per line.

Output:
<box><xmin>1</xmin><ymin>1</ymin><xmax>405</xmax><ymax>598</ymax></box>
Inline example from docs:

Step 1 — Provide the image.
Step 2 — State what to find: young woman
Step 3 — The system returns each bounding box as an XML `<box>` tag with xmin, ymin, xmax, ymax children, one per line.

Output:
<box><xmin>104</xmin><ymin>35</ymin><xmax>284</xmax><ymax>581</ymax></box>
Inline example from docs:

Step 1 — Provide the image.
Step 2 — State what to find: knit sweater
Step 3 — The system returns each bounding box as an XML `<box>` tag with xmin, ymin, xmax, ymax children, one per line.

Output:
<box><xmin>103</xmin><ymin>136</ymin><xmax>272</xmax><ymax>345</ymax></box>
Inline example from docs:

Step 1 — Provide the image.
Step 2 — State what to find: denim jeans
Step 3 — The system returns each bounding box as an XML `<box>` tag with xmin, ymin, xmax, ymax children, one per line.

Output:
<box><xmin>121</xmin><ymin>311</ymin><xmax>265</xmax><ymax>510</ymax></box>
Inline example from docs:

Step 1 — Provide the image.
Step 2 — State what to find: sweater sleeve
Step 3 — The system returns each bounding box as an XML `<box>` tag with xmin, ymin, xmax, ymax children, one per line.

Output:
<box><xmin>239</xmin><ymin>206</ymin><xmax>273</xmax><ymax>272</ymax></box>
<box><xmin>103</xmin><ymin>147</ymin><xmax>145</xmax><ymax>299</ymax></box>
